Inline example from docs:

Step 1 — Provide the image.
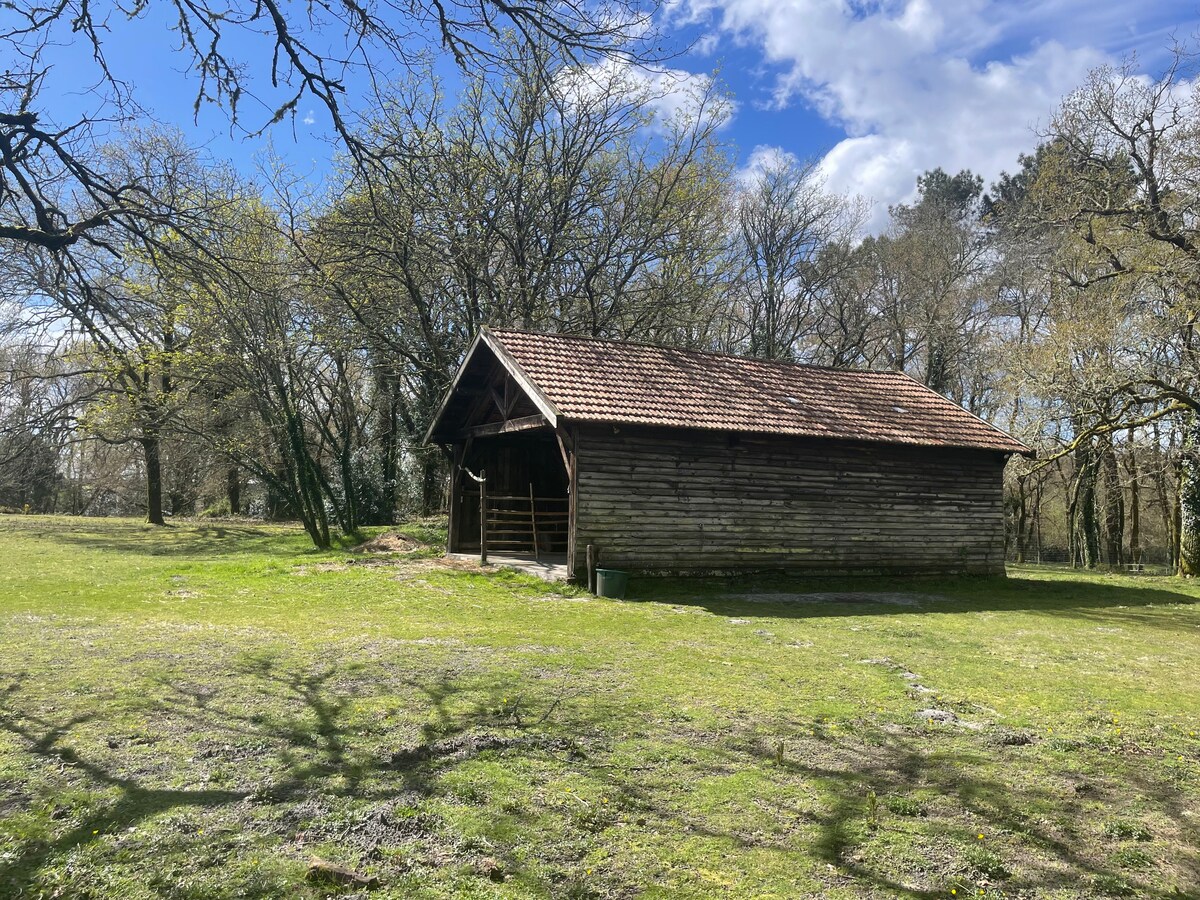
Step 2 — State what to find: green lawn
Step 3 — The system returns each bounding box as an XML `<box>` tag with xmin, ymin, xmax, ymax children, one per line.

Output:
<box><xmin>1</xmin><ymin>516</ymin><xmax>1198</xmax><ymax>899</ymax></box>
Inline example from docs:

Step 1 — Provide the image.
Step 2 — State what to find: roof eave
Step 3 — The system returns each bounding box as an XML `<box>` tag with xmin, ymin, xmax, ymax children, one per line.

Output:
<box><xmin>559</xmin><ymin>414</ymin><xmax>1035</xmax><ymax>456</ymax></box>
<box><xmin>891</xmin><ymin>370</ymin><xmax>1034</xmax><ymax>459</ymax></box>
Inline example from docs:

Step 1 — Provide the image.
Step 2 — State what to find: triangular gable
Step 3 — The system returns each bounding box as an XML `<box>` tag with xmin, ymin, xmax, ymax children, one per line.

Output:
<box><xmin>424</xmin><ymin>328</ymin><xmax>560</xmax><ymax>444</ymax></box>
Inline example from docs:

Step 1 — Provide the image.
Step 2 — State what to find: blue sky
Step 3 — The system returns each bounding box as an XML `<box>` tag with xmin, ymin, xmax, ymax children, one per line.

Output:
<box><xmin>32</xmin><ymin>0</ymin><xmax>1200</xmax><ymax>230</ymax></box>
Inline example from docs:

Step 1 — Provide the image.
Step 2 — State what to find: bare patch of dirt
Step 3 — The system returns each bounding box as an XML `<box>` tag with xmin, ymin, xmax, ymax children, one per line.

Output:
<box><xmin>916</xmin><ymin>708</ymin><xmax>958</xmax><ymax>724</ymax></box>
<box><xmin>353</xmin><ymin>532</ymin><xmax>422</xmax><ymax>554</ymax></box>
<box><xmin>289</xmin><ymin>794</ymin><xmax>443</xmax><ymax>855</ymax></box>
<box><xmin>352</xmin><ymin>803</ymin><xmax>441</xmax><ymax>850</ymax></box>
<box><xmin>193</xmin><ymin>738</ymin><xmax>273</xmax><ymax>761</ymax></box>
<box><xmin>390</xmin><ymin>731</ymin><xmax>581</xmax><ymax>767</ymax></box>
<box><xmin>0</xmin><ymin>789</ymin><xmax>31</xmax><ymax>817</ymax></box>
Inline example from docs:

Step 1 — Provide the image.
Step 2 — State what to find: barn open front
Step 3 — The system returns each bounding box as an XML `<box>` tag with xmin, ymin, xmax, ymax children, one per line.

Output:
<box><xmin>448</xmin><ymin>430</ymin><xmax>570</xmax><ymax>572</ymax></box>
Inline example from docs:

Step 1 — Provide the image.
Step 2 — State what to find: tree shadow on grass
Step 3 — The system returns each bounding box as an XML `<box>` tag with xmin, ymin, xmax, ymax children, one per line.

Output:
<box><xmin>3</xmin><ymin>660</ymin><xmax>1197</xmax><ymax>899</ymax></box>
<box><xmin>0</xmin><ymin>659</ymin><xmax>598</xmax><ymax>897</ymax></box>
<box><xmin>19</xmin><ymin>519</ymin><xmax>299</xmax><ymax>561</ymax></box>
<box><xmin>748</xmin><ymin>731</ymin><xmax>1200</xmax><ymax>898</ymax></box>
<box><xmin>577</xmin><ymin>724</ymin><xmax>1200</xmax><ymax>899</ymax></box>
<box><xmin>0</xmin><ymin>662</ymin><xmax>480</xmax><ymax>895</ymax></box>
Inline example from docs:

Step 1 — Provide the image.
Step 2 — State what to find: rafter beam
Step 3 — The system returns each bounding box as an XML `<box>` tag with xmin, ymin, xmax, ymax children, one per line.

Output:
<box><xmin>458</xmin><ymin>414</ymin><xmax>549</xmax><ymax>440</ymax></box>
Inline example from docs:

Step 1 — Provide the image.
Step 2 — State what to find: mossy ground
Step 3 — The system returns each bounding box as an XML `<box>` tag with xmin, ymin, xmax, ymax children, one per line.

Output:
<box><xmin>0</xmin><ymin>515</ymin><xmax>1198</xmax><ymax>898</ymax></box>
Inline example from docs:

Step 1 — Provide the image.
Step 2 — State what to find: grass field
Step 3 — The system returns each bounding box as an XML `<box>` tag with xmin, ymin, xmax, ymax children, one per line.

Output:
<box><xmin>0</xmin><ymin>515</ymin><xmax>1198</xmax><ymax>899</ymax></box>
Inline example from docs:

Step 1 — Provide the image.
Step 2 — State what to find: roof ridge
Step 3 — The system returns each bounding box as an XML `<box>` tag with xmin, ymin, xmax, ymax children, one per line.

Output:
<box><xmin>486</xmin><ymin>326</ymin><xmax>909</xmax><ymax>378</ymax></box>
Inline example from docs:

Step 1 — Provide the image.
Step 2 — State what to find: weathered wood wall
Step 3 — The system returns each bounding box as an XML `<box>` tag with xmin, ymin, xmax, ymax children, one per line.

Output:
<box><xmin>574</xmin><ymin>425</ymin><xmax>1008</xmax><ymax>576</ymax></box>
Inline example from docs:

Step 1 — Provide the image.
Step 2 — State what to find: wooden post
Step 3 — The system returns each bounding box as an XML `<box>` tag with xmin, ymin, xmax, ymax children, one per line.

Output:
<box><xmin>529</xmin><ymin>483</ymin><xmax>540</xmax><ymax>562</ymax></box>
<box><xmin>567</xmin><ymin>432</ymin><xmax>578</xmax><ymax>578</ymax></box>
<box><xmin>479</xmin><ymin>467</ymin><xmax>488</xmax><ymax>565</ymax></box>
<box><xmin>447</xmin><ymin>443</ymin><xmax>464</xmax><ymax>553</ymax></box>
<box><xmin>586</xmin><ymin>544</ymin><xmax>597</xmax><ymax>594</ymax></box>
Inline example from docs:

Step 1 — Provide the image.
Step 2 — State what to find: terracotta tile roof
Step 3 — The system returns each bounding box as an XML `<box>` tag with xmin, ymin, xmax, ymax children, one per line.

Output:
<box><xmin>488</xmin><ymin>328</ymin><xmax>1031</xmax><ymax>456</ymax></box>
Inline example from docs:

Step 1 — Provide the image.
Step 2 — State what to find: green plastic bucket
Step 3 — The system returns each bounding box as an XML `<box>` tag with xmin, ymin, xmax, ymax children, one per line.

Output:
<box><xmin>595</xmin><ymin>568</ymin><xmax>629</xmax><ymax>599</ymax></box>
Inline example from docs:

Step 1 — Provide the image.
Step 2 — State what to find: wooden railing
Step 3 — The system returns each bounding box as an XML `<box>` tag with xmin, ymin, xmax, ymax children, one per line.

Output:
<box><xmin>461</xmin><ymin>485</ymin><xmax>568</xmax><ymax>561</ymax></box>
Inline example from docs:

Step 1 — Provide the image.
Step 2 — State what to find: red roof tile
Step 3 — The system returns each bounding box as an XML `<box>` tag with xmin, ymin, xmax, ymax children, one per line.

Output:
<box><xmin>485</xmin><ymin>328</ymin><xmax>1030</xmax><ymax>456</ymax></box>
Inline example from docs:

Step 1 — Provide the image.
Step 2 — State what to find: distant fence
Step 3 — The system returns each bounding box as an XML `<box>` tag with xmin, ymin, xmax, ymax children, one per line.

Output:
<box><xmin>1006</xmin><ymin>545</ymin><xmax>1176</xmax><ymax>575</ymax></box>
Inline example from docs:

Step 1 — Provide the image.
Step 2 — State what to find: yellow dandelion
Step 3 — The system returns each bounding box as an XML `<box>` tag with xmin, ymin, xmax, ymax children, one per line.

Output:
<box><xmin>977</xmin><ymin>833</ymin><xmax>984</xmax><ymax>840</ymax></box>
<box><xmin>92</xmin><ymin>830</ymin><xmax>98</xmax><ymax>835</ymax></box>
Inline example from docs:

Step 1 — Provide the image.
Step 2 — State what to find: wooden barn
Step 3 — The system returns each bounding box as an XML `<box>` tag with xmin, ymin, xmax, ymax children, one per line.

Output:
<box><xmin>425</xmin><ymin>328</ymin><xmax>1032</xmax><ymax>580</ymax></box>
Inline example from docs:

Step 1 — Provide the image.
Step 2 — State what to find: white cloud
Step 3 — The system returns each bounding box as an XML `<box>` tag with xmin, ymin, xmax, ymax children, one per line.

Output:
<box><xmin>559</xmin><ymin>58</ymin><xmax>738</xmax><ymax>131</ymax></box>
<box><xmin>735</xmin><ymin>143</ymin><xmax>800</xmax><ymax>183</ymax></box>
<box><xmin>693</xmin><ymin>32</ymin><xmax>721</xmax><ymax>56</ymax></box>
<box><xmin>672</xmin><ymin>0</ymin><xmax>1166</xmax><ymax>230</ymax></box>
<box><xmin>302</xmin><ymin>110</ymin><xmax>316</xmax><ymax>126</ymax></box>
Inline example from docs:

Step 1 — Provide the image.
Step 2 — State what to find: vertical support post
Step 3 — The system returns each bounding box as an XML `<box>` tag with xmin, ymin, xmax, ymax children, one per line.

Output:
<box><xmin>567</xmin><ymin>436</ymin><xmax>578</xmax><ymax>579</ymax></box>
<box><xmin>529</xmin><ymin>482</ymin><xmax>540</xmax><ymax>562</ymax></box>
<box><xmin>586</xmin><ymin>544</ymin><xmax>597</xmax><ymax>594</ymax></box>
<box><xmin>447</xmin><ymin>443</ymin><xmax>464</xmax><ymax>554</ymax></box>
<box><xmin>556</xmin><ymin>425</ymin><xmax>578</xmax><ymax>580</ymax></box>
<box><xmin>479</xmin><ymin>467</ymin><xmax>488</xmax><ymax>565</ymax></box>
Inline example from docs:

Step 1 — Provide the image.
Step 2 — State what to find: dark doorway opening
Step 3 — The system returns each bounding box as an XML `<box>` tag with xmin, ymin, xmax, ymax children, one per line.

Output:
<box><xmin>450</xmin><ymin>431</ymin><xmax>569</xmax><ymax>558</ymax></box>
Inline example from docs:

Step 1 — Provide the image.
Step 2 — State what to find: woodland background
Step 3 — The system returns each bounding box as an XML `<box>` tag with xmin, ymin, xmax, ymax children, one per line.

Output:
<box><xmin>1</xmin><ymin>1</ymin><xmax>1198</xmax><ymax>572</ymax></box>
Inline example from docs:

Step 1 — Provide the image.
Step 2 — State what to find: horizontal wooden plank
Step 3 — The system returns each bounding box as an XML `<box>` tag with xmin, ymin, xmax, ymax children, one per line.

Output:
<box><xmin>570</xmin><ymin>423</ymin><xmax>1007</xmax><ymax>576</ymax></box>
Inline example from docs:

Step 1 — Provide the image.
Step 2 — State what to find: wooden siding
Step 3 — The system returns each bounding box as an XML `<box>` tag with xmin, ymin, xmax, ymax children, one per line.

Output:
<box><xmin>573</xmin><ymin>425</ymin><xmax>1008</xmax><ymax>577</ymax></box>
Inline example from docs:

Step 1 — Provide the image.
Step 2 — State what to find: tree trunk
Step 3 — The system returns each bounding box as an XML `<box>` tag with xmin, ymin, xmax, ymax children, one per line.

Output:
<box><xmin>1125</xmin><ymin>429</ymin><xmax>1140</xmax><ymax>565</ymax></box>
<box><xmin>1100</xmin><ymin>437</ymin><xmax>1124</xmax><ymax>567</ymax></box>
<box><xmin>1180</xmin><ymin>418</ymin><xmax>1200</xmax><ymax>576</ymax></box>
<box><xmin>288</xmin><ymin>427</ymin><xmax>332</xmax><ymax>550</ymax></box>
<box><xmin>376</xmin><ymin>368</ymin><xmax>399</xmax><ymax>525</ymax></box>
<box><xmin>226</xmin><ymin>466</ymin><xmax>241</xmax><ymax>516</ymax></box>
<box><xmin>1071</xmin><ymin>441</ymin><xmax>1100</xmax><ymax>568</ymax></box>
<box><xmin>1154</xmin><ymin>421</ymin><xmax>1180</xmax><ymax>571</ymax></box>
<box><xmin>1032</xmin><ymin>477</ymin><xmax>1043</xmax><ymax>564</ymax></box>
<box><xmin>1014</xmin><ymin>473</ymin><xmax>1028</xmax><ymax>564</ymax></box>
<box><xmin>420</xmin><ymin>451</ymin><xmax>441</xmax><ymax>516</ymax></box>
<box><xmin>141</xmin><ymin>434</ymin><xmax>166</xmax><ymax>526</ymax></box>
